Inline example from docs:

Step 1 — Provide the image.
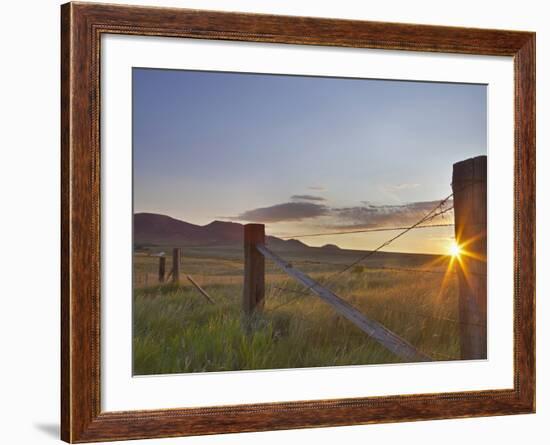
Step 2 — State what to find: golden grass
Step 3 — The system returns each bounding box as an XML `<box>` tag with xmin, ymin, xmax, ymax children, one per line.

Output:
<box><xmin>133</xmin><ymin>250</ymin><xmax>461</xmax><ymax>375</ymax></box>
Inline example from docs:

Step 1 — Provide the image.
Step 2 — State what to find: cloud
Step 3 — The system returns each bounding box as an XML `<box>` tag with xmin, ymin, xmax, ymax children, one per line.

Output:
<box><xmin>228</xmin><ymin>198</ymin><xmax>452</xmax><ymax>228</ymax></box>
<box><xmin>232</xmin><ymin>202</ymin><xmax>329</xmax><ymax>223</ymax></box>
<box><xmin>291</xmin><ymin>194</ymin><xmax>327</xmax><ymax>202</ymax></box>
<box><xmin>332</xmin><ymin>200</ymin><xmax>453</xmax><ymax>229</ymax></box>
<box><xmin>308</xmin><ymin>186</ymin><xmax>326</xmax><ymax>191</ymax></box>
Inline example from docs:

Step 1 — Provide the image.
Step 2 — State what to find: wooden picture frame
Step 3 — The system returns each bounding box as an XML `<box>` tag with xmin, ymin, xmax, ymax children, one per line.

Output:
<box><xmin>61</xmin><ymin>2</ymin><xmax>535</xmax><ymax>442</ymax></box>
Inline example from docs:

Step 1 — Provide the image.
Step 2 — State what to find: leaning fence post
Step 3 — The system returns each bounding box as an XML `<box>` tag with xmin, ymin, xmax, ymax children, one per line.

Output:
<box><xmin>172</xmin><ymin>248</ymin><xmax>180</xmax><ymax>283</ymax></box>
<box><xmin>243</xmin><ymin>224</ymin><xmax>265</xmax><ymax>316</ymax></box>
<box><xmin>452</xmin><ymin>155</ymin><xmax>487</xmax><ymax>360</ymax></box>
<box><xmin>158</xmin><ymin>256</ymin><xmax>166</xmax><ymax>283</ymax></box>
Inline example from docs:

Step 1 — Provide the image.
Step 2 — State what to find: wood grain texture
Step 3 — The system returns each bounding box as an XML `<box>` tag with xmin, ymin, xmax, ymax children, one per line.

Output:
<box><xmin>171</xmin><ymin>247</ymin><xmax>180</xmax><ymax>283</ymax></box>
<box><xmin>60</xmin><ymin>2</ymin><xmax>536</xmax><ymax>442</ymax></box>
<box><xmin>452</xmin><ymin>156</ymin><xmax>487</xmax><ymax>360</ymax></box>
<box><xmin>243</xmin><ymin>223</ymin><xmax>265</xmax><ymax>315</ymax></box>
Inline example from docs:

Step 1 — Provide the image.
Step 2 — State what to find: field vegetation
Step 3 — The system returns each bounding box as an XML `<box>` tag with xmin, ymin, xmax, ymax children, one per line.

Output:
<box><xmin>133</xmin><ymin>245</ymin><xmax>460</xmax><ymax>375</ymax></box>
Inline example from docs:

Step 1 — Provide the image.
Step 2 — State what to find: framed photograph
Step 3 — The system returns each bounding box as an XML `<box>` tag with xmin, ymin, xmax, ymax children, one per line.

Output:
<box><xmin>61</xmin><ymin>2</ymin><xmax>535</xmax><ymax>442</ymax></box>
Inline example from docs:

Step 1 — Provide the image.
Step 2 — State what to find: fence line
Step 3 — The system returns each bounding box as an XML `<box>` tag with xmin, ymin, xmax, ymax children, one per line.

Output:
<box><xmin>244</xmin><ymin>159</ymin><xmax>487</xmax><ymax>362</ymax></box>
<box><xmin>259</xmin><ymin>198</ymin><xmax>456</xmax><ymax>307</ymax></box>
<box><xmin>186</xmin><ymin>275</ymin><xmax>215</xmax><ymax>304</ymax></box>
<box><xmin>281</xmin><ymin>194</ymin><xmax>454</xmax><ymax>297</ymax></box>
<box><xmin>268</xmin><ymin>253</ymin><xmax>485</xmax><ymax>277</ymax></box>
<box><xmin>257</xmin><ymin>244</ymin><xmax>432</xmax><ymax>362</ymax></box>
<box><xmin>326</xmin><ymin>196</ymin><xmax>453</xmax><ymax>281</ymax></box>
<box><xmin>277</xmin><ymin>222</ymin><xmax>454</xmax><ymax>240</ymax></box>
<box><xmin>136</xmin><ymin>159</ymin><xmax>486</xmax><ymax>363</ymax></box>
<box><xmin>275</xmin><ymin>206</ymin><xmax>453</xmax><ymax>241</ymax></box>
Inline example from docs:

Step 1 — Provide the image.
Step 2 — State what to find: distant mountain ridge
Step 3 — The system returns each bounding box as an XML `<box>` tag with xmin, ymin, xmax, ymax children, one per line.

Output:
<box><xmin>134</xmin><ymin>212</ymin><xmax>307</xmax><ymax>249</ymax></box>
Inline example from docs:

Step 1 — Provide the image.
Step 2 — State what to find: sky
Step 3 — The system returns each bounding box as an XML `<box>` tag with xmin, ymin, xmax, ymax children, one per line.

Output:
<box><xmin>133</xmin><ymin>68</ymin><xmax>486</xmax><ymax>255</ymax></box>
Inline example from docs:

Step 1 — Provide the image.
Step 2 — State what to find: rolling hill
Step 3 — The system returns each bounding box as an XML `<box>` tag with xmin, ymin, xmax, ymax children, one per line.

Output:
<box><xmin>134</xmin><ymin>212</ymin><xmax>307</xmax><ymax>249</ymax></box>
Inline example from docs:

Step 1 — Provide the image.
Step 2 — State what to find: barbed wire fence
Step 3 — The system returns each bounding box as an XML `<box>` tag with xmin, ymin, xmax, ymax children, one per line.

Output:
<box><xmin>253</xmin><ymin>173</ymin><xmax>487</xmax><ymax>361</ymax></box>
<box><xmin>137</xmin><ymin>158</ymin><xmax>487</xmax><ymax>363</ymax></box>
<box><xmin>264</xmin><ymin>192</ymin><xmax>456</xmax><ymax>306</ymax></box>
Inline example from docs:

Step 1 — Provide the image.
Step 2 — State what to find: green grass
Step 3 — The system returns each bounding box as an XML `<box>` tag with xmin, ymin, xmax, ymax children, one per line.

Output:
<box><xmin>133</xmin><ymin>249</ymin><xmax>461</xmax><ymax>375</ymax></box>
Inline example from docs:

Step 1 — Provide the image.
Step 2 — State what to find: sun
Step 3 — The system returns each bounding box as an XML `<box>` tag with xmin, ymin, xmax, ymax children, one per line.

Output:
<box><xmin>449</xmin><ymin>241</ymin><xmax>461</xmax><ymax>258</ymax></box>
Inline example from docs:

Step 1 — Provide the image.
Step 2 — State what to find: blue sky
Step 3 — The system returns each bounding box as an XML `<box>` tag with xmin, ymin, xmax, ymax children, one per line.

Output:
<box><xmin>133</xmin><ymin>68</ymin><xmax>486</xmax><ymax>254</ymax></box>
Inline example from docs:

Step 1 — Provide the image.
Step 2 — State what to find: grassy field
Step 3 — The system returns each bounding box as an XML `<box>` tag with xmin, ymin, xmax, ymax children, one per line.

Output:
<box><xmin>133</xmin><ymin>245</ymin><xmax>461</xmax><ymax>375</ymax></box>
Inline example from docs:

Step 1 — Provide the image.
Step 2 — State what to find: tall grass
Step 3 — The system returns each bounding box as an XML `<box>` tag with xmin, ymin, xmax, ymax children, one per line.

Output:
<box><xmin>133</xmin><ymin>262</ymin><xmax>460</xmax><ymax>375</ymax></box>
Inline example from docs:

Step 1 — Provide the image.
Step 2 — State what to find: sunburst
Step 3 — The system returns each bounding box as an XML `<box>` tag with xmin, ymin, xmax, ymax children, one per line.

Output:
<box><xmin>449</xmin><ymin>241</ymin><xmax>461</xmax><ymax>258</ymax></box>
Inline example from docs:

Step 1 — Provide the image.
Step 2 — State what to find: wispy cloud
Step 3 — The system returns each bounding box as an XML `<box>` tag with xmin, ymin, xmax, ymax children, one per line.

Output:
<box><xmin>308</xmin><ymin>186</ymin><xmax>326</xmax><ymax>192</ymax></box>
<box><xmin>291</xmin><ymin>194</ymin><xmax>327</xmax><ymax>202</ymax></box>
<box><xmin>228</xmin><ymin>198</ymin><xmax>452</xmax><ymax>227</ymax></box>
<box><xmin>230</xmin><ymin>202</ymin><xmax>329</xmax><ymax>223</ymax></box>
<box><xmin>332</xmin><ymin>200</ymin><xmax>453</xmax><ymax>229</ymax></box>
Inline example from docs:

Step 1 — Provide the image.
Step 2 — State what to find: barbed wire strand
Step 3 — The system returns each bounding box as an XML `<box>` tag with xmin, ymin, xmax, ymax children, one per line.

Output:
<box><xmin>263</xmin><ymin>196</ymin><xmax>456</xmax><ymax>320</ymax></box>
<box><xmin>320</xmin><ymin>193</ymin><xmax>454</xmax><ymax>287</ymax></box>
<box><xmin>278</xmin><ymin>222</ymin><xmax>454</xmax><ymax>240</ymax></box>
<box><xmin>263</xmin><ymin>196</ymin><xmax>454</xmax><ymax>314</ymax></box>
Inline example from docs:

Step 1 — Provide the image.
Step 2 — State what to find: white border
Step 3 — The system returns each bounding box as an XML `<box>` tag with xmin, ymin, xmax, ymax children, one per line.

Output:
<box><xmin>101</xmin><ymin>35</ymin><xmax>514</xmax><ymax>412</ymax></box>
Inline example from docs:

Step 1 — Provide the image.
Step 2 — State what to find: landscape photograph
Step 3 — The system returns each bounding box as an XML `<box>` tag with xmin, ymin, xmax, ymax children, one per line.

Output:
<box><xmin>132</xmin><ymin>68</ymin><xmax>487</xmax><ymax>376</ymax></box>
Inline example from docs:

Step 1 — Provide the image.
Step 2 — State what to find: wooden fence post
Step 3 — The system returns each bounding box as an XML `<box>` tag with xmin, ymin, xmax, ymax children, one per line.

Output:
<box><xmin>172</xmin><ymin>248</ymin><xmax>180</xmax><ymax>283</ymax></box>
<box><xmin>158</xmin><ymin>256</ymin><xmax>166</xmax><ymax>283</ymax></box>
<box><xmin>452</xmin><ymin>155</ymin><xmax>487</xmax><ymax>360</ymax></box>
<box><xmin>243</xmin><ymin>224</ymin><xmax>265</xmax><ymax>316</ymax></box>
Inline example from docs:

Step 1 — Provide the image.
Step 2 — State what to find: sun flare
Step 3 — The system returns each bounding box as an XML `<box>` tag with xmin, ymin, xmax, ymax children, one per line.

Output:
<box><xmin>449</xmin><ymin>241</ymin><xmax>461</xmax><ymax>258</ymax></box>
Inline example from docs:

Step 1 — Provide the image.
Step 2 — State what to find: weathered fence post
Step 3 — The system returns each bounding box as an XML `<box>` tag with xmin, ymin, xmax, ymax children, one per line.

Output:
<box><xmin>243</xmin><ymin>224</ymin><xmax>265</xmax><ymax>316</ymax></box>
<box><xmin>158</xmin><ymin>256</ymin><xmax>166</xmax><ymax>283</ymax></box>
<box><xmin>452</xmin><ymin>155</ymin><xmax>487</xmax><ymax>360</ymax></box>
<box><xmin>172</xmin><ymin>248</ymin><xmax>180</xmax><ymax>283</ymax></box>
